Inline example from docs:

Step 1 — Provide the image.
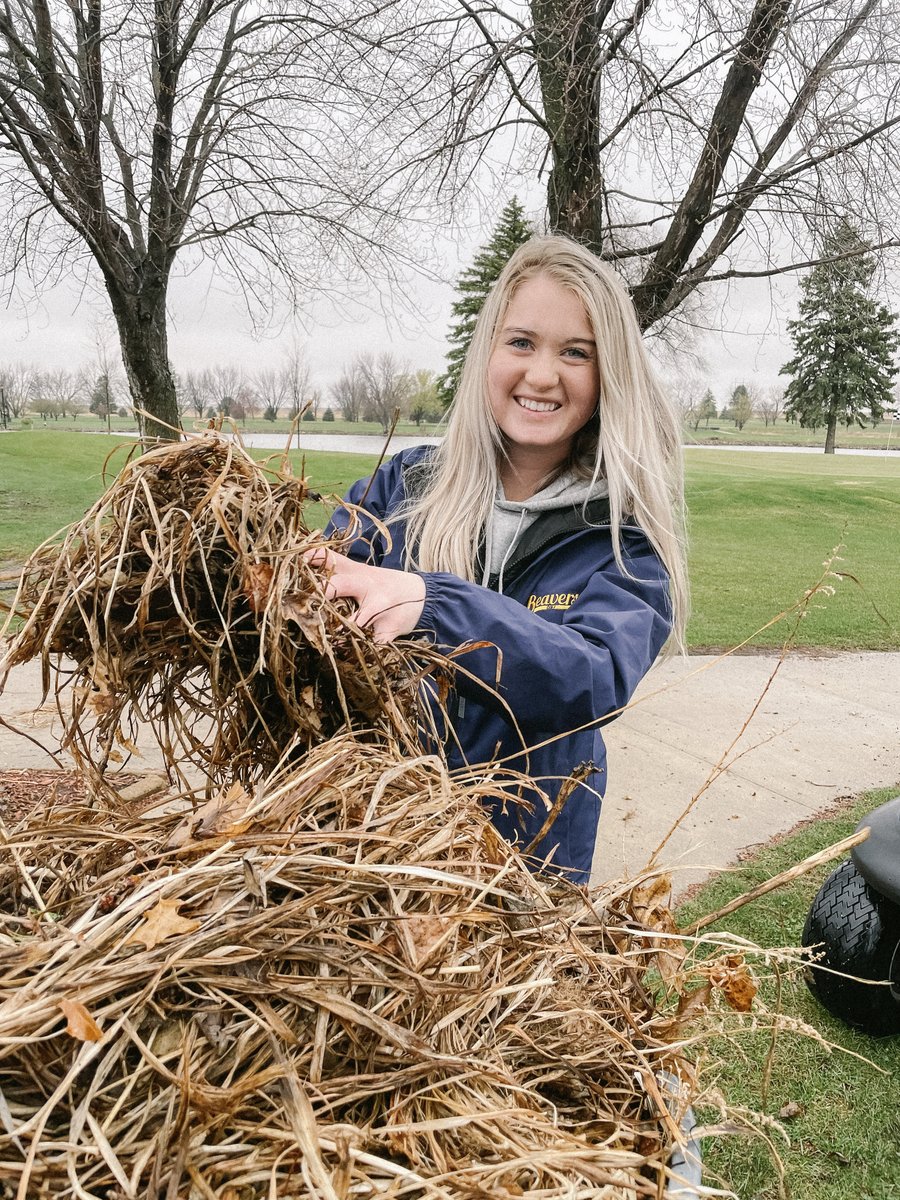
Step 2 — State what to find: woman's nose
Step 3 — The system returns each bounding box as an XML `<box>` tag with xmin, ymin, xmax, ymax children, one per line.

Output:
<box><xmin>524</xmin><ymin>351</ymin><xmax>559</xmax><ymax>390</ymax></box>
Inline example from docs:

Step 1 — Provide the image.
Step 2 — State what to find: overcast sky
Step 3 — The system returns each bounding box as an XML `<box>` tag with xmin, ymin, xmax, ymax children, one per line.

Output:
<box><xmin>0</xmin><ymin>232</ymin><xmax>802</xmax><ymax>409</ymax></box>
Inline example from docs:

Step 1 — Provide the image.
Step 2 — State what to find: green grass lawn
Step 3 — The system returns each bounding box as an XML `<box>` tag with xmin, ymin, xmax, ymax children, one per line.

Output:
<box><xmin>8</xmin><ymin>412</ymin><xmax>447</xmax><ymax>439</ymax></box>
<box><xmin>685</xmin><ymin>449</ymin><xmax>899</xmax><ymax>650</ymax></box>
<box><xmin>678</xmin><ymin>786</ymin><xmax>900</xmax><ymax>1200</ymax></box>
<box><xmin>0</xmin><ymin>431</ymin><xmax>381</xmax><ymax>563</ymax></box>
<box><xmin>2</xmin><ymin>432</ymin><xmax>897</xmax><ymax>650</ymax></box>
<box><xmin>684</xmin><ymin>416</ymin><xmax>900</xmax><ymax>451</ymax></box>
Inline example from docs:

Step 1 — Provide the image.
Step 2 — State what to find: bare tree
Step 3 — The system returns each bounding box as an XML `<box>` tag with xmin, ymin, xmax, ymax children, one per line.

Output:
<box><xmin>756</xmin><ymin>385</ymin><xmax>785</xmax><ymax>427</ymax></box>
<box><xmin>306</xmin><ymin>387</ymin><xmax>322</xmax><ymax>420</ymax></box>
<box><xmin>281</xmin><ymin>340</ymin><xmax>312</xmax><ymax>423</ymax></box>
<box><xmin>210</xmin><ymin>365</ymin><xmax>245</xmax><ymax>419</ymax></box>
<box><xmin>0</xmin><ymin>362</ymin><xmax>36</xmax><ymax>418</ymax></box>
<box><xmin>254</xmin><ymin>367</ymin><xmax>287</xmax><ymax>422</ymax></box>
<box><xmin>180</xmin><ymin>370</ymin><xmax>213</xmax><ymax>422</ymax></box>
<box><xmin>171</xmin><ymin>374</ymin><xmax>192</xmax><ymax>419</ymax></box>
<box><xmin>238</xmin><ymin>380</ymin><xmax>260</xmax><ymax>421</ymax></box>
<box><xmin>89</xmin><ymin>322</ymin><xmax>127</xmax><ymax>428</ymax></box>
<box><xmin>0</xmin><ymin>1</ymin><xmax>425</xmax><ymax>440</ymax></box>
<box><xmin>667</xmin><ymin>360</ymin><xmax>710</xmax><ymax>431</ymax></box>
<box><xmin>39</xmin><ymin>367</ymin><xmax>87</xmax><ymax>418</ymax></box>
<box><xmin>358</xmin><ymin>352</ymin><xmax>413</xmax><ymax>433</ymax></box>
<box><xmin>330</xmin><ymin>361</ymin><xmax>366</xmax><ymax>423</ymax></box>
<box><xmin>406</xmin><ymin>0</ymin><xmax>900</xmax><ymax>332</ymax></box>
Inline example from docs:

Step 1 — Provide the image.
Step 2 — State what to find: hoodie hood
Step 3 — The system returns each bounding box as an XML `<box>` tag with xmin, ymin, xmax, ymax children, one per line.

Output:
<box><xmin>484</xmin><ymin>469</ymin><xmax>609</xmax><ymax>588</ymax></box>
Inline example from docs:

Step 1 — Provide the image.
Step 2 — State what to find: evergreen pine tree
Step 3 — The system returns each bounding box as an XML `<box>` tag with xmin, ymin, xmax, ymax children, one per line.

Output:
<box><xmin>729</xmin><ymin>384</ymin><xmax>754</xmax><ymax>430</ymax></box>
<box><xmin>437</xmin><ymin>199</ymin><xmax>533</xmax><ymax>408</ymax></box>
<box><xmin>780</xmin><ymin>221</ymin><xmax>899</xmax><ymax>453</ymax></box>
<box><xmin>698</xmin><ymin>389</ymin><xmax>717</xmax><ymax>427</ymax></box>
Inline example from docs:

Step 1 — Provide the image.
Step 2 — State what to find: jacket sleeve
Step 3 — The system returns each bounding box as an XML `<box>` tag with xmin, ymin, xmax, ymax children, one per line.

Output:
<box><xmin>417</xmin><ymin>540</ymin><xmax>671</xmax><ymax>734</ymax></box>
<box><xmin>323</xmin><ymin>454</ymin><xmax>407</xmax><ymax>562</ymax></box>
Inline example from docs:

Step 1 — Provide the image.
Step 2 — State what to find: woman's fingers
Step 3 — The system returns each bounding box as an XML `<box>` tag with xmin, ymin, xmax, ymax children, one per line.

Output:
<box><xmin>304</xmin><ymin>546</ymin><xmax>425</xmax><ymax>642</ymax></box>
<box><xmin>304</xmin><ymin>545</ymin><xmax>356</xmax><ymax>602</ymax></box>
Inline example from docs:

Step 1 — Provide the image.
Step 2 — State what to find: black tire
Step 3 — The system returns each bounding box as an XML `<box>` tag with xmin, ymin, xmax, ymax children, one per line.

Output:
<box><xmin>802</xmin><ymin>858</ymin><xmax>900</xmax><ymax>1036</ymax></box>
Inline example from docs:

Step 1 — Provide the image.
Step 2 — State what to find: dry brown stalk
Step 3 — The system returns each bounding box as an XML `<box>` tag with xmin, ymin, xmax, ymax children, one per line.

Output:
<box><xmin>0</xmin><ymin>743</ymin><xmax>711</xmax><ymax>1199</ymax></box>
<box><xmin>0</xmin><ymin>433</ymin><xmax>441</xmax><ymax>788</ymax></box>
<box><xmin>683</xmin><ymin>828</ymin><xmax>870</xmax><ymax>935</ymax></box>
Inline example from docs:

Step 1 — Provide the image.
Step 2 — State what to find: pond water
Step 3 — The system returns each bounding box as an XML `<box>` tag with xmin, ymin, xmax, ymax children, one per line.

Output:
<box><xmin>238</xmin><ymin>432</ymin><xmax>442</xmax><ymax>455</ymax></box>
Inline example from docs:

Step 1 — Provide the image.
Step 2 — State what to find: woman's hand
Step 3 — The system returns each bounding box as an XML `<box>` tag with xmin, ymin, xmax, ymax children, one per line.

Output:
<box><xmin>306</xmin><ymin>548</ymin><xmax>426</xmax><ymax>644</ymax></box>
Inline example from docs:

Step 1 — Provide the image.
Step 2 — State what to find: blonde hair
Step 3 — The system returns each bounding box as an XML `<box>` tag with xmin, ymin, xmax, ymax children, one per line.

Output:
<box><xmin>404</xmin><ymin>235</ymin><xmax>688</xmax><ymax>648</ymax></box>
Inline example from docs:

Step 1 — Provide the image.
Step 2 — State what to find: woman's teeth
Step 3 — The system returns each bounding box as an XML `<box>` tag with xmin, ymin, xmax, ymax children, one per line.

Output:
<box><xmin>516</xmin><ymin>397</ymin><xmax>560</xmax><ymax>412</ymax></box>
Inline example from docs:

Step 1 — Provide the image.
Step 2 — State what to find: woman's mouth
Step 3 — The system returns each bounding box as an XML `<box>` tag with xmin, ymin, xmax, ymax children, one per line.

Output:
<box><xmin>515</xmin><ymin>396</ymin><xmax>561</xmax><ymax>413</ymax></box>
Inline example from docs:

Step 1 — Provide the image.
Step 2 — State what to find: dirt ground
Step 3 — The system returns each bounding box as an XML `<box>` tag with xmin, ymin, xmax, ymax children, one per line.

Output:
<box><xmin>0</xmin><ymin>768</ymin><xmax>143</xmax><ymax>824</ymax></box>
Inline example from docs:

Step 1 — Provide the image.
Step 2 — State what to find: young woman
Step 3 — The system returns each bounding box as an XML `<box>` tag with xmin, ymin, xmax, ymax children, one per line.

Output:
<box><xmin>315</xmin><ymin>235</ymin><xmax>687</xmax><ymax>884</ymax></box>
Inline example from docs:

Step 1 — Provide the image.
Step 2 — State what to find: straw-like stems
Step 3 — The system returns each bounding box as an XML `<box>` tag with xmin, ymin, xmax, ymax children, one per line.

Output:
<box><xmin>0</xmin><ymin>433</ymin><xmax>441</xmax><ymax>789</ymax></box>
<box><xmin>0</xmin><ymin>743</ymin><xmax>712</xmax><ymax>1198</ymax></box>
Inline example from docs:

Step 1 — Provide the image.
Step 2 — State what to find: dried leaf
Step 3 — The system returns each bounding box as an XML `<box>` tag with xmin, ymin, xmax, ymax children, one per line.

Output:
<box><xmin>300</xmin><ymin>684</ymin><xmax>323</xmax><ymax>733</ymax></box>
<box><xmin>125</xmin><ymin>897</ymin><xmax>201</xmax><ymax>950</ymax></box>
<box><xmin>59</xmin><ymin>998</ymin><xmax>103</xmax><ymax>1042</ymax></box>
<box><xmin>654</xmin><ymin>938</ymin><xmax>688</xmax><ymax>985</ymax></box>
<box><xmin>282</xmin><ymin>591</ymin><xmax>328</xmax><ymax>653</ymax></box>
<box><xmin>703</xmin><ymin>953</ymin><xmax>758</xmax><ymax>1012</ymax></box>
<box><xmin>114</xmin><ymin>727</ymin><xmax>141</xmax><ymax>756</ymax></box>
<box><xmin>630</xmin><ymin>874</ymin><xmax>674</xmax><ymax>929</ymax></box>
<box><xmin>675</xmin><ymin>983</ymin><xmax>712</xmax><ymax>1024</ymax></box>
<box><xmin>242</xmin><ymin>855</ymin><xmax>267</xmax><ymax>904</ymax></box>
<box><xmin>243</xmin><ymin>562</ymin><xmax>274</xmax><ymax>613</ymax></box>
<box><xmin>400</xmin><ymin>914</ymin><xmax>453</xmax><ymax>968</ymax></box>
<box><xmin>167</xmin><ymin>782</ymin><xmax>251</xmax><ymax>849</ymax></box>
<box><xmin>84</xmin><ymin>657</ymin><xmax>119</xmax><ymax>717</ymax></box>
<box><xmin>779</xmin><ymin>1100</ymin><xmax>805</xmax><ymax>1120</ymax></box>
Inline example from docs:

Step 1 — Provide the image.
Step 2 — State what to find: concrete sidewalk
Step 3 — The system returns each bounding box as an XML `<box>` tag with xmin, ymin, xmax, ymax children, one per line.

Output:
<box><xmin>1</xmin><ymin>652</ymin><xmax>898</xmax><ymax>891</ymax></box>
<box><xmin>594</xmin><ymin>651</ymin><xmax>899</xmax><ymax>891</ymax></box>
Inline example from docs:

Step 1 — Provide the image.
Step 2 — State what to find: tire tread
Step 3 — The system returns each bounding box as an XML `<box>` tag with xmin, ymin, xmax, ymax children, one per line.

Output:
<box><xmin>802</xmin><ymin>858</ymin><xmax>900</xmax><ymax>1036</ymax></box>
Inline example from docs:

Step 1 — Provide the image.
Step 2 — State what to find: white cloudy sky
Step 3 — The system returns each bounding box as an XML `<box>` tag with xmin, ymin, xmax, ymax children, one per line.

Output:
<box><xmin>0</xmin><ymin>200</ymin><xmax>801</xmax><ymax>408</ymax></box>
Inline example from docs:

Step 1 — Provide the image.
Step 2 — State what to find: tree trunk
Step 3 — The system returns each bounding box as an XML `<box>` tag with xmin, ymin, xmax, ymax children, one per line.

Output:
<box><xmin>824</xmin><ymin>404</ymin><xmax>838</xmax><ymax>454</ymax></box>
<box><xmin>531</xmin><ymin>0</ymin><xmax>605</xmax><ymax>254</ymax></box>
<box><xmin>108</xmin><ymin>289</ymin><xmax>182</xmax><ymax>443</ymax></box>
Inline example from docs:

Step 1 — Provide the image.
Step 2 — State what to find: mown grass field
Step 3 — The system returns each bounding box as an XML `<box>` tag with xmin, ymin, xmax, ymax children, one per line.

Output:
<box><xmin>0</xmin><ymin>432</ymin><xmax>375</xmax><ymax>562</ymax></box>
<box><xmin>679</xmin><ymin>786</ymin><xmax>900</xmax><ymax>1200</ymax></box>
<box><xmin>684</xmin><ymin>449</ymin><xmax>899</xmax><ymax>650</ymax></box>
<box><xmin>2</xmin><ymin>431</ymin><xmax>898</xmax><ymax>650</ymax></box>
<box><xmin>683</xmin><ymin>415</ymin><xmax>899</xmax><ymax>451</ymax></box>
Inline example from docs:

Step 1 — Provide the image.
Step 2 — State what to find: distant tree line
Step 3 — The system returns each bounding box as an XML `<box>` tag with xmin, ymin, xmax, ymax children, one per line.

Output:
<box><xmin>329</xmin><ymin>356</ymin><xmax>441</xmax><ymax>431</ymax></box>
<box><xmin>0</xmin><ymin>362</ymin><xmax>129</xmax><ymax>423</ymax></box>
<box><xmin>677</xmin><ymin>381</ymin><xmax>786</xmax><ymax>433</ymax></box>
<box><xmin>0</xmin><ymin>348</ymin><xmax>442</xmax><ymax>430</ymax></box>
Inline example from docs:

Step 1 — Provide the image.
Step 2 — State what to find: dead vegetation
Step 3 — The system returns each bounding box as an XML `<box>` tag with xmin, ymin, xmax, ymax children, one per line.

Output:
<box><xmin>0</xmin><ymin>432</ymin><xmax>776</xmax><ymax>1197</ymax></box>
<box><xmin>0</xmin><ymin>434</ymin><xmax>435</xmax><ymax>788</ymax></box>
<box><xmin>0</xmin><ymin>740</ymin><xmax>731</xmax><ymax>1199</ymax></box>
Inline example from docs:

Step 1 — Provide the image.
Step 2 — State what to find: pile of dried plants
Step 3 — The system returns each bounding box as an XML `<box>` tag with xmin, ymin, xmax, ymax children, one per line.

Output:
<box><xmin>0</xmin><ymin>433</ymin><xmax>435</xmax><ymax>786</ymax></box>
<box><xmin>0</xmin><ymin>739</ymin><xmax>736</xmax><ymax>1199</ymax></box>
<box><xmin>0</xmin><ymin>431</ymin><xmax>772</xmax><ymax>1197</ymax></box>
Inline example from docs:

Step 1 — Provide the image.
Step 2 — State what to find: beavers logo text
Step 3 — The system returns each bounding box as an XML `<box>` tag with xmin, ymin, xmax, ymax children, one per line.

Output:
<box><xmin>527</xmin><ymin>591</ymin><xmax>579</xmax><ymax>613</ymax></box>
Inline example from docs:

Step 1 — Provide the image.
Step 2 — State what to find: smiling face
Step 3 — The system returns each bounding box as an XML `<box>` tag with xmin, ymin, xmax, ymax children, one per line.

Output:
<box><xmin>487</xmin><ymin>274</ymin><xmax>600</xmax><ymax>494</ymax></box>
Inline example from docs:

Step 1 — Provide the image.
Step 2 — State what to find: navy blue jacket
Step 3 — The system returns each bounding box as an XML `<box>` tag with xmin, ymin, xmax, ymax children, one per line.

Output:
<box><xmin>327</xmin><ymin>447</ymin><xmax>672</xmax><ymax>883</ymax></box>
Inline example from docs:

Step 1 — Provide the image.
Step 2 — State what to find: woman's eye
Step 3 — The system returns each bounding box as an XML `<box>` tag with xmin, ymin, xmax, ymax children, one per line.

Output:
<box><xmin>509</xmin><ymin>337</ymin><xmax>531</xmax><ymax>349</ymax></box>
<box><xmin>563</xmin><ymin>346</ymin><xmax>589</xmax><ymax>360</ymax></box>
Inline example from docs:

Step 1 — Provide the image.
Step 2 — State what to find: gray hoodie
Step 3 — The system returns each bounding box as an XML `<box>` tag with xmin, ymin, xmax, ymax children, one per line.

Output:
<box><xmin>483</xmin><ymin>469</ymin><xmax>609</xmax><ymax>592</ymax></box>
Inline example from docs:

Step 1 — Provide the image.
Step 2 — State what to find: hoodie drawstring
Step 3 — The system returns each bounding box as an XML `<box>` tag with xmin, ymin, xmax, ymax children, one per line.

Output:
<box><xmin>497</xmin><ymin>506</ymin><xmax>529</xmax><ymax>595</ymax></box>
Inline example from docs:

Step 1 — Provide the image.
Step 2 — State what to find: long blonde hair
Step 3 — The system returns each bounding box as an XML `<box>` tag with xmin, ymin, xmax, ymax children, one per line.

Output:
<box><xmin>404</xmin><ymin>235</ymin><xmax>688</xmax><ymax>647</ymax></box>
